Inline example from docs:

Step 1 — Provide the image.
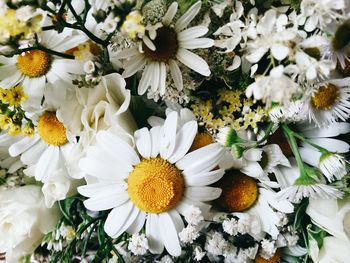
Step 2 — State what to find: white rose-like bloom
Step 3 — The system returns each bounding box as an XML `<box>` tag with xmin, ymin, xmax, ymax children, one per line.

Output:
<box><xmin>310</xmin><ymin>236</ymin><xmax>350</xmax><ymax>263</ymax></box>
<box><xmin>0</xmin><ymin>185</ymin><xmax>59</xmax><ymax>262</ymax></box>
<box><xmin>306</xmin><ymin>197</ymin><xmax>350</xmax><ymax>240</ymax></box>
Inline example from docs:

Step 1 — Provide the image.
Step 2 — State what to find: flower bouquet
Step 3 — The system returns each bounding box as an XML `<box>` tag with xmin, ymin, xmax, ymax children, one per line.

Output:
<box><xmin>0</xmin><ymin>0</ymin><xmax>349</xmax><ymax>262</ymax></box>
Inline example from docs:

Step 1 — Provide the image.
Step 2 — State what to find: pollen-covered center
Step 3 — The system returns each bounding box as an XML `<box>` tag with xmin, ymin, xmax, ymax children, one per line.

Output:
<box><xmin>214</xmin><ymin>171</ymin><xmax>258</xmax><ymax>212</ymax></box>
<box><xmin>17</xmin><ymin>50</ymin><xmax>51</xmax><ymax>78</ymax></box>
<box><xmin>143</xmin><ymin>26</ymin><xmax>178</xmax><ymax>62</ymax></box>
<box><xmin>311</xmin><ymin>84</ymin><xmax>340</xmax><ymax>110</ymax></box>
<box><xmin>38</xmin><ymin>112</ymin><xmax>67</xmax><ymax>146</ymax></box>
<box><xmin>189</xmin><ymin>132</ymin><xmax>214</xmax><ymax>152</ymax></box>
<box><xmin>128</xmin><ymin>158</ymin><xmax>184</xmax><ymax>213</ymax></box>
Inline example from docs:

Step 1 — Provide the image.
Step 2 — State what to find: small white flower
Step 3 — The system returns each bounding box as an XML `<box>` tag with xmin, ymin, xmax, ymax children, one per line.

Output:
<box><xmin>319</xmin><ymin>153</ymin><xmax>348</xmax><ymax>182</ymax></box>
<box><xmin>83</xmin><ymin>60</ymin><xmax>96</xmax><ymax>74</ymax></box>
<box><xmin>285</xmin><ymin>233</ymin><xmax>299</xmax><ymax>246</ymax></box>
<box><xmin>260</xmin><ymin>239</ymin><xmax>277</xmax><ymax>260</ymax></box>
<box><xmin>194</xmin><ymin>246</ymin><xmax>206</xmax><ymax>261</ymax></box>
<box><xmin>246</xmin><ymin>65</ymin><xmax>300</xmax><ymax>105</ymax></box>
<box><xmin>205</xmin><ymin>232</ymin><xmax>230</xmax><ymax>256</ymax></box>
<box><xmin>179</xmin><ymin>225</ymin><xmax>199</xmax><ymax>244</ymax></box>
<box><xmin>128</xmin><ymin>233</ymin><xmax>149</xmax><ymax>256</ymax></box>
<box><xmin>222</xmin><ymin>218</ymin><xmax>239</xmax><ymax>236</ymax></box>
<box><xmin>183</xmin><ymin>205</ymin><xmax>204</xmax><ymax>225</ymax></box>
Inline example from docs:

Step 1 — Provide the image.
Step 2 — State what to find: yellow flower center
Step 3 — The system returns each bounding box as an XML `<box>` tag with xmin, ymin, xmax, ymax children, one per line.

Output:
<box><xmin>311</xmin><ymin>84</ymin><xmax>340</xmax><ymax>110</ymax></box>
<box><xmin>128</xmin><ymin>158</ymin><xmax>184</xmax><ymax>213</ymax></box>
<box><xmin>214</xmin><ymin>171</ymin><xmax>258</xmax><ymax>212</ymax></box>
<box><xmin>255</xmin><ymin>249</ymin><xmax>282</xmax><ymax>263</ymax></box>
<box><xmin>189</xmin><ymin>132</ymin><xmax>214</xmax><ymax>152</ymax></box>
<box><xmin>17</xmin><ymin>50</ymin><xmax>51</xmax><ymax>78</ymax></box>
<box><xmin>38</xmin><ymin>112</ymin><xmax>67</xmax><ymax>146</ymax></box>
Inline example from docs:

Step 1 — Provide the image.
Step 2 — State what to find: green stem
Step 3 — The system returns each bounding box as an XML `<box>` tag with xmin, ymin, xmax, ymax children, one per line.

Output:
<box><xmin>292</xmin><ymin>132</ymin><xmax>329</xmax><ymax>154</ymax></box>
<box><xmin>282</xmin><ymin>124</ymin><xmax>307</xmax><ymax>177</ymax></box>
<box><xmin>254</xmin><ymin>122</ymin><xmax>274</xmax><ymax>146</ymax></box>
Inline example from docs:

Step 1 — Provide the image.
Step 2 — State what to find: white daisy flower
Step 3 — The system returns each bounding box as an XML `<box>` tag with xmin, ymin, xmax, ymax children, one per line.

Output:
<box><xmin>322</xmin><ymin>19</ymin><xmax>350</xmax><ymax>69</ymax></box>
<box><xmin>78</xmin><ymin>111</ymin><xmax>225</xmax><ymax>256</ymax></box>
<box><xmin>7</xmin><ymin>82</ymin><xmax>79</xmax><ymax>185</ymax></box>
<box><xmin>298</xmin><ymin>122</ymin><xmax>350</xmax><ymax>175</ymax></box>
<box><xmin>116</xmin><ymin>1</ymin><xmax>213</xmax><ymax>95</ymax></box>
<box><xmin>0</xmin><ymin>29</ymin><xmax>86</xmax><ymax>107</ymax></box>
<box><xmin>277</xmin><ymin>183</ymin><xmax>343</xmax><ymax>203</ymax></box>
<box><xmin>319</xmin><ymin>153</ymin><xmax>348</xmax><ymax>181</ymax></box>
<box><xmin>306</xmin><ymin>78</ymin><xmax>350</xmax><ymax>126</ymax></box>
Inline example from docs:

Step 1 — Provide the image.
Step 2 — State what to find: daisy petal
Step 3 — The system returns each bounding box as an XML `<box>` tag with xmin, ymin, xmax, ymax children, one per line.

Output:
<box><xmin>146</xmin><ymin>214</ymin><xmax>164</xmax><ymax>254</ymax></box>
<box><xmin>104</xmin><ymin>201</ymin><xmax>139</xmax><ymax>238</ymax></box>
<box><xmin>126</xmin><ymin>211</ymin><xmax>147</xmax><ymax>234</ymax></box>
<box><xmin>9</xmin><ymin>135</ymin><xmax>40</xmax><ymax>157</ymax></box>
<box><xmin>135</xmin><ymin>127</ymin><xmax>152</xmax><ymax>159</ymax></box>
<box><xmin>35</xmin><ymin>146</ymin><xmax>59</xmax><ymax>182</ymax></box>
<box><xmin>83</xmin><ymin>188</ymin><xmax>129</xmax><ymax>211</ymax></box>
<box><xmin>160</xmin><ymin>111</ymin><xmax>178</xmax><ymax>159</ymax></box>
<box><xmin>150</xmin><ymin>126</ymin><xmax>162</xmax><ymax>158</ymax></box>
<box><xmin>169</xmin><ymin>60</ymin><xmax>183</xmax><ymax>91</ymax></box>
<box><xmin>168</xmin><ymin>121</ymin><xmax>197</xmax><ymax>164</ymax></box>
<box><xmin>162</xmin><ymin>2</ymin><xmax>178</xmax><ymax>25</ymax></box>
<box><xmin>177</xmin><ymin>26</ymin><xmax>209</xmax><ymax>41</ymax></box>
<box><xmin>175</xmin><ymin>1</ymin><xmax>201</xmax><ymax>32</ymax></box>
<box><xmin>179</xmin><ymin>38</ymin><xmax>214</xmax><ymax>49</ymax></box>
<box><xmin>176</xmin><ymin>143</ymin><xmax>223</xmax><ymax>174</ymax></box>
<box><xmin>185</xmin><ymin>186</ymin><xmax>222</xmax><ymax>202</ymax></box>
<box><xmin>158</xmin><ymin>212</ymin><xmax>181</xmax><ymax>256</ymax></box>
<box><xmin>96</xmin><ymin>130</ymin><xmax>140</xmax><ymax>165</ymax></box>
<box><xmin>176</xmin><ymin>48</ymin><xmax>210</xmax><ymax>76</ymax></box>
<box><xmin>184</xmin><ymin>169</ymin><xmax>225</xmax><ymax>186</ymax></box>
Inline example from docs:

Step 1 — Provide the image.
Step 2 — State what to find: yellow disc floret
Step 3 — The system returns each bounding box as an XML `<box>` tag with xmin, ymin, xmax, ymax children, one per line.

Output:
<box><xmin>38</xmin><ymin>112</ymin><xmax>67</xmax><ymax>146</ymax></box>
<box><xmin>214</xmin><ymin>171</ymin><xmax>258</xmax><ymax>212</ymax></box>
<box><xmin>189</xmin><ymin>132</ymin><xmax>214</xmax><ymax>152</ymax></box>
<box><xmin>311</xmin><ymin>84</ymin><xmax>340</xmax><ymax>110</ymax></box>
<box><xmin>128</xmin><ymin>158</ymin><xmax>184</xmax><ymax>213</ymax></box>
<box><xmin>17</xmin><ymin>50</ymin><xmax>51</xmax><ymax>78</ymax></box>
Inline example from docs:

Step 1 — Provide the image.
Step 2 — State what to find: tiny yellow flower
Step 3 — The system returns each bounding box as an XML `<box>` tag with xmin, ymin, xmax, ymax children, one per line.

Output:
<box><xmin>0</xmin><ymin>88</ymin><xmax>10</xmax><ymax>103</ymax></box>
<box><xmin>121</xmin><ymin>11</ymin><xmax>145</xmax><ymax>39</ymax></box>
<box><xmin>7</xmin><ymin>86</ymin><xmax>27</xmax><ymax>107</ymax></box>
<box><xmin>22</xmin><ymin>124</ymin><xmax>35</xmax><ymax>137</ymax></box>
<box><xmin>8</xmin><ymin>123</ymin><xmax>21</xmax><ymax>136</ymax></box>
<box><xmin>0</xmin><ymin>114</ymin><xmax>12</xmax><ymax>130</ymax></box>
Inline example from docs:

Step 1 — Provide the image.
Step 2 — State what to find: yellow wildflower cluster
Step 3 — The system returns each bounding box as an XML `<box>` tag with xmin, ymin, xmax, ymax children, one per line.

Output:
<box><xmin>0</xmin><ymin>86</ymin><xmax>34</xmax><ymax>137</ymax></box>
<box><xmin>121</xmin><ymin>11</ymin><xmax>145</xmax><ymax>39</ymax></box>
<box><xmin>191</xmin><ymin>89</ymin><xmax>268</xmax><ymax>133</ymax></box>
<box><xmin>0</xmin><ymin>86</ymin><xmax>27</xmax><ymax>107</ymax></box>
<box><xmin>0</xmin><ymin>9</ymin><xmax>41</xmax><ymax>43</ymax></box>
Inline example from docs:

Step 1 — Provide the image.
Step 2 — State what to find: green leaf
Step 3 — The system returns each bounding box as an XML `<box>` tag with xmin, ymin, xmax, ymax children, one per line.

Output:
<box><xmin>307</xmin><ymin>224</ymin><xmax>326</xmax><ymax>248</ymax></box>
<box><xmin>58</xmin><ymin>197</ymin><xmax>76</xmax><ymax>225</ymax></box>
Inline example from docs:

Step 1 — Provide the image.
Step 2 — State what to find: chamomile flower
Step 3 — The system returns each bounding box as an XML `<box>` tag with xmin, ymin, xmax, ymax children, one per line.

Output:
<box><xmin>306</xmin><ymin>78</ymin><xmax>350</xmax><ymax>126</ymax></box>
<box><xmin>116</xmin><ymin>1</ymin><xmax>213</xmax><ymax>96</ymax></box>
<box><xmin>7</xmin><ymin>82</ymin><xmax>81</xmax><ymax>206</ymax></box>
<box><xmin>0</xmin><ymin>29</ymin><xmax>86</xmax><ymax>107</ymax></box>
<box><xmin>322</xmin><ymin>19</ymin><xmax>350</xmax><ymax>68</ymax></box>
<box><xmin>319</xmin><ymin>153</ymin><xmax>348</xmax><ymax>182</ymax></box>
<box><xmin>78</xmin><ymin>112</ymin><xmax>225</xmax><ymax>256</ymax></box>
<box><xmin>297</xmin><ymin>122</ymin><xmax>350</xmax><ymax>181</ymax></box>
